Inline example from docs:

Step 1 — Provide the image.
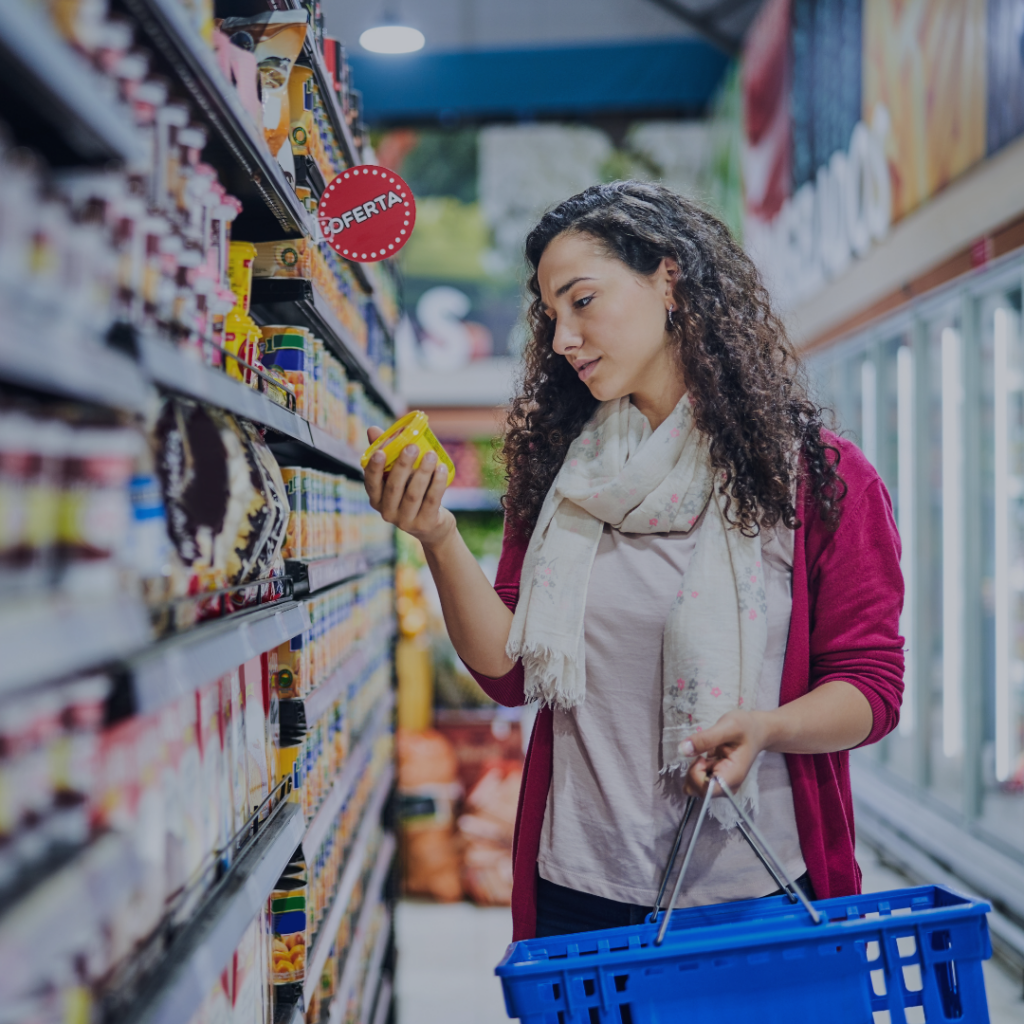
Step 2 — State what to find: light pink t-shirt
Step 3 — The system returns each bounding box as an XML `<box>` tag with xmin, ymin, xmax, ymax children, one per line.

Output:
<box><xmin>537</xmin><ymin>520</ymin><xmax>806</xmax><ymax>908</ymax></box>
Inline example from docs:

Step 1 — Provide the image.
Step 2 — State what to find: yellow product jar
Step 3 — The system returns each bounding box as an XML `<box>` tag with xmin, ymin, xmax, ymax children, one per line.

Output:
<box><xmin>360</xmin><ymin>410</ymin><xmax>456</xmax><ymax>486</ymax></box>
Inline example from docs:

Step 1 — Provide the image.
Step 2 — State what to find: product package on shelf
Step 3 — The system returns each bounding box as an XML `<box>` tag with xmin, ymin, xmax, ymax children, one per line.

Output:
<box><xmin>280</xmin><ymin>470</ymin><xmax>393</xmax><ymax>562</ymax></box>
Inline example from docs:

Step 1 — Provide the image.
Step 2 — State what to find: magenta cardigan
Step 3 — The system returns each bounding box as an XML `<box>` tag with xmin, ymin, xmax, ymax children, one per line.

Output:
<box><xmin>468</xmin><ymin>434</ymin><xmax>905</xmax><ymax>941</ymax></box>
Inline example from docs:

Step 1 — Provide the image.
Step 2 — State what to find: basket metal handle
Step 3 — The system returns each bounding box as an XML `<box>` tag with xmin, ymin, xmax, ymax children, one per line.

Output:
<box><xmin>652</xmin><ymin>774</ymin><xmax>822</xmax><ymax>946</ymax></box>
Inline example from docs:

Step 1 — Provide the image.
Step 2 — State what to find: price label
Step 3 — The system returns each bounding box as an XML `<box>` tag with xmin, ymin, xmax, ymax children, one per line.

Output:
<box><xmin>317</xmin><ymin>165</ymin><xmax>416</xmax><ymax>263</ymax></box>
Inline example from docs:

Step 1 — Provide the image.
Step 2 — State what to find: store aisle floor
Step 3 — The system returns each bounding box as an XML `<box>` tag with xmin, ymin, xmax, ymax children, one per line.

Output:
<box><xmin>395</xmin><ymin>900</ymin><xmax>513</xmax><ymax>1024</ymax></box>
<box><xmin>395</xmin><ymin>852</ymin><xmax>1024</xmax><ymax>1024</ymax></box>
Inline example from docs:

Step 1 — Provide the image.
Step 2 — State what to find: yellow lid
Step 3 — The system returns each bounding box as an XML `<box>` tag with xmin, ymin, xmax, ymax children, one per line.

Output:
<box><xmin>360</xmin><ymin>410</ymin><xmax>456</xmax><ymax>486</ymax></box>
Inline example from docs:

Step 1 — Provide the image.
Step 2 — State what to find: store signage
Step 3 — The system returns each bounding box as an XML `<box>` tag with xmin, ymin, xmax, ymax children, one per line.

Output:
<box><xmin>317</xmin><ymin>165</ymin><xmax>416</xmax><ymax>263</ymax></box>
<box><xmin>747</xmin><ymin>105</ymin><xmax>892</xmax><ymax>310</ymax></box>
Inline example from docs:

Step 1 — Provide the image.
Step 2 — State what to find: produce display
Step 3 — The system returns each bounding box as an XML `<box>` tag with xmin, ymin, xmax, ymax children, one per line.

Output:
<box><xmin>1</xmin><ymin>2</ymin><xmax>400</xmax><ymax>1023</ymax></box>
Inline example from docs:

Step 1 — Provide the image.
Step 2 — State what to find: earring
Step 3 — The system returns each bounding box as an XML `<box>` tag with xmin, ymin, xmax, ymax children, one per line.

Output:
<box><xmin>666</xmin><ymin>306</ymin><xmax>676</xmax><ymax>330</ymax></box>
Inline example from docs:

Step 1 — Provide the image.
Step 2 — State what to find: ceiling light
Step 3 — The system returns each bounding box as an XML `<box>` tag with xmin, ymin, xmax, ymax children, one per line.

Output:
<box><xmin>359</xmin><ymin>25</ymin><xmax>425</xmax><ymax>54</ymax></box>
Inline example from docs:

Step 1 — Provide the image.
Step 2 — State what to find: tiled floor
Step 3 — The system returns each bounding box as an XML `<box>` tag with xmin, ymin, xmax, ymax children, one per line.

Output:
<box><xmin>394</xmin><ymin>849</ymin><xmax>1024</xmax><ymax>1024</ymax></box>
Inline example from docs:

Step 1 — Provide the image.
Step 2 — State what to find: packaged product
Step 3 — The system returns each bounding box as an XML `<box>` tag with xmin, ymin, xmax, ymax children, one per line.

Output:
<box><xmin>260</xmin><ymin>325</ymin><xmax>310</xmax><ymax>417</ymax></box>
<box><xmin>251</xmin><ymin>237</ymin><xmax>311</xmax><ymax>279</ymax></box>
<box><xmin>232</xmin><ymin>918</ymin><xmax>265</xmax><ymax>1024</ymax></box>
<box><xmin>359</xmin><ymin>409</ymin><xmax>456</xmax><ymax>486</ymax></box>
<box><xmin>227</xmin><ymin>240</ymin><xmax>257</xmax><ymax>314</ymax></box>
<box><xmin>241</xmin><ymin>656</ymin><xmax>269</xmax><ymax>820</ymax></box>
<box><xmin>223</xmin><ymin>669</ymin><xmax>249</xmax><ymax>837</ymax></box>
<box><xmin>196</xmin><ymin>680</ymin><xmax>225</xmax><ymax>864</ymax></box>
<box><xmin>212</xmin><ymin>30</ymin><xmax>263</xmax><ymax>132</ymax></box>
<box><xmin>219</xmin><ymin>13</ymin><xmax>308</xmax><ymax>160</ymax></box>
<box><xmin>270</xmin><ymin>849</ymin><xmax>308</xmax><ymax>985</ymax></box>
<box><xmin>288</xmin><ymin>65</ymin><xmax>314</xmax><ymax>157</ymax></box>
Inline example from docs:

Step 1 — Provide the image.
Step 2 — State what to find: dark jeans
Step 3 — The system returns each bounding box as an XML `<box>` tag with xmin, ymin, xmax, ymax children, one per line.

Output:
<box><xmin>535</xmin><ymin>873</ymin><xmax>817</xmax><ymax>938</ymax></box>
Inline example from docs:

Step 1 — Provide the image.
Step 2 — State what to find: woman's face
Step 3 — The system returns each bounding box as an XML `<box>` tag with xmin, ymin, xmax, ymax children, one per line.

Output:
<box><xmin>537</xmin><ymin>231</ymin><xmax>681</xmax><ymax>405</ymax></box>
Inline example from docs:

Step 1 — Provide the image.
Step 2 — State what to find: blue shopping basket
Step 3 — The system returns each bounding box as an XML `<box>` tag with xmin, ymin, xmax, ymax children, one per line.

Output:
<box><xmin>496</xmin><ymin>777</ymin><xmax>993</xmax><ymax>1024</ymax></box>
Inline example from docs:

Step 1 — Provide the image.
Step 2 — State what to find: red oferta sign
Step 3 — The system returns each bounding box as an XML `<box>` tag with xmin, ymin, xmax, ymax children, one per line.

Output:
<box><xmin>317</xmin><ymin>165</ymin><xmax>416</xmax><ymax>263</ymax></box>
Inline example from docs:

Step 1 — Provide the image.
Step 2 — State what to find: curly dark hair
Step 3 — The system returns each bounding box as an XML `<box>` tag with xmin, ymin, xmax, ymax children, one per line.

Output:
<box><xmin>501</xmin><ymin>180</ymin><xmax>844</xmax><ymax>534</ymax></box>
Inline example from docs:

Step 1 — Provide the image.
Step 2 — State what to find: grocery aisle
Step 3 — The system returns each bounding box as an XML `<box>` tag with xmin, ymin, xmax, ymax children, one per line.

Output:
<box><xmin>0</xmin><ymin>2</ymin><xmax>401</xmax><ymax>1022</ymax></box>
<box><xmin>394</xmin><ymin>901</ymin><xmax>512</xmax><ymax>1024</ymax></box>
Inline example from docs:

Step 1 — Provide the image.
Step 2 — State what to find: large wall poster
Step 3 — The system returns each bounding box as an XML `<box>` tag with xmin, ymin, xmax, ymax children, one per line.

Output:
<box><xmin>987</xmin><ymin>0</ymin><xmax>1024</xmax><ymax>155</ymax></box>
<box><xmin>863</xmin><ymin>0</ymin><xmax>987</xmax><ymax>222</ymax></box>
<box><xmin>737</xmin><ymin>0</ymin><xmax>1015</xmax><ymax>314</ymax></box>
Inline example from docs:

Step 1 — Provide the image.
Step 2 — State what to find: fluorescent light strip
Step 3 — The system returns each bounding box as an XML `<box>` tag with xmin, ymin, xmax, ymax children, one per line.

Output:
<box><xmin>993</xmin><ymin>307</ymin><xmax>1013</xmax><ymax>781</ymax></box>
<box><xmin>941</xmin><ymin>327</ymin><xmax>964</xmax><ymax>759</ymax></box>
<box><xmin>861</xmin><ymin>358</ymin><xmax>878</xmax><ymax>465</ymax></box>
<box><xmin>896</xmin><ymin>345</ymin><xmax>915</xmax><ymax>736</ymax></box>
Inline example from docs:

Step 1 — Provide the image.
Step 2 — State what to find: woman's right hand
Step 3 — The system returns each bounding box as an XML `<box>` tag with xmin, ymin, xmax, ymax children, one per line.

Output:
<box><xmin>363</xmin><ymin>426</ymin><xmax>456</xmax><ymax>549</ymax></box>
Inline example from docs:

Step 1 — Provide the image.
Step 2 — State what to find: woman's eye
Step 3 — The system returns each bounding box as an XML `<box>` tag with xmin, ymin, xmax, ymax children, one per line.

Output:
<box><xmin>574</xmin><ymin>295</ymin><xmax>594</xmax><ymax>310</ymax></box>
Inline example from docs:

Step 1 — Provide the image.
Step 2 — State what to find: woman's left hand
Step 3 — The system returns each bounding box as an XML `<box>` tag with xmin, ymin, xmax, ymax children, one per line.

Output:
<box><xmin>678</xmin><ymin>710</ymin><xmax>772</xmax><ymax>798</ymax></box>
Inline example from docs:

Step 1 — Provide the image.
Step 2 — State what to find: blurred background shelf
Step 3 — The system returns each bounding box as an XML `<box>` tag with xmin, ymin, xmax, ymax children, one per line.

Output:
<box><xmin>121</xmin><ymin>0</ymin><xmax>310</xmax><ymax>238</ymax></box>
<box><xmin>0</xmin><ymin>594</ymin><xmax>151</xmax><ymax>693</ymax></box>
<box><xmin>0</xmin><ymin>832</ymin><xmax>136</xmax><ymax>1003</ymax></box>
<box><xmin>116</xmin><ymin>803</ymin><xmax>305</xmax><ymax>1024</ymax></box>
<box><xmin>0</xmin><ymin>1</ymin><xmax>144</xmax><ymax>166</ymax></box>
<box><xmin>286</xmin><ymin>543</ymin><xmax>395</xmax><ymax>597</ymax></box>
<box><xmin>0</xmin><ymin>316</ymin><xmax>152</xmax><ymax>415</ymax></box>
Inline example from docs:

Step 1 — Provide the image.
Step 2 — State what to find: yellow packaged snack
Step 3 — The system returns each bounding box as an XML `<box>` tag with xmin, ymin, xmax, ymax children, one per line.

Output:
<box><xmin>288</xmin><ymin>65</ymin><xmax>314</xmax><ymax>157</ymax></box>
<box><xmin>360</xmin><ymin>410</ymin><xmax>456</xmax><ymax>486</ymax></box>
<box><xmin>227</xmin><ymin>240</ymin><xmax>257</xmax><ymax>314</ymax></box>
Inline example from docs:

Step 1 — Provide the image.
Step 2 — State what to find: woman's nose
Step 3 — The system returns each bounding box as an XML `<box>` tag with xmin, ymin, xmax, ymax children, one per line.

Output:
<box><xmin>551</xmin><ymin>319</ymin><xmax>580</xmax><ymax>357</ymax></box>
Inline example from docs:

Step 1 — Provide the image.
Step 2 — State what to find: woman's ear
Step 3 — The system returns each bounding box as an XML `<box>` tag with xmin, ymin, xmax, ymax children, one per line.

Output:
<box><xmin>660</xmin><ymin>257</ymin><xmax>681</xmax><ymax>304</ymax></box>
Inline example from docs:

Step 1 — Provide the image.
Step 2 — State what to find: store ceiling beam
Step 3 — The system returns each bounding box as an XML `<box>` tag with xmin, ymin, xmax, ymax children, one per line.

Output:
<box><xmin>640</xmin><ymin>0</ymin><xmax>744</xmax><ymax>55</ymax></box>
<box><xmin>348</xmin><ymin>40</ymin><xmax>730</xmax><ymax>124</ymax></box>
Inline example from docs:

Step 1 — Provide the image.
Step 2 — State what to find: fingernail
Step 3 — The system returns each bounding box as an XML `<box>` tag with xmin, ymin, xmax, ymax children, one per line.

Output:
<box><xmin>423</xmin><ymin>452</ymin><xmax>438</xmax><ymax>467</ymax></box>
<box><xmin>371</xmin><ymin>451</ymin><xmax>385</xmax><ymax>464</ymax></box>
<box><xmin>404</xmin><ymin>445</ymin><xmax>418</xmax><ymax>458</ymax></box>
<box><xmin>680</xmin><ymin>740</ymin><xmax>695</xmax><ymax>757</ymax></box>
<box><xmin>436</xmin><ymin>464</ymin><xmax>447</xmax><ymax>476</ymax></box>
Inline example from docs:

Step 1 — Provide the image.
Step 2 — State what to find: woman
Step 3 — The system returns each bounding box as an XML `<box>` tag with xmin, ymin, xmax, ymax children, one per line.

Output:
<box><xmin>365</xmin><ymin>181</ymin><xmax>904</xmax><ymax>940</ymax></box>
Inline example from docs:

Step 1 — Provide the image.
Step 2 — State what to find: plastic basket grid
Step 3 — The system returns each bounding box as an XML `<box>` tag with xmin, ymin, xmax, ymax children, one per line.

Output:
<box><xmin>495</xmin><ymin>885</ymin><xmax>992</xmax><ymax>1024</ymax></box>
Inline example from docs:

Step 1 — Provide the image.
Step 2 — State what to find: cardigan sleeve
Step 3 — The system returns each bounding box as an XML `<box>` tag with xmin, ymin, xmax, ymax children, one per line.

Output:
<box><xmin>805</xmin><ymin>441</ymin><xmax>905</xmax><ymax>746</ymax></box>
<box><xmin>465</xmin><ymin>517</ymin><xmax>529</xmax><ymax>708</ymax></box>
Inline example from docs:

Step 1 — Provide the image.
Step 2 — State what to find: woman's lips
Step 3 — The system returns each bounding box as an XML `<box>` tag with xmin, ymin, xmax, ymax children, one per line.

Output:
<box><xmin>576</xmin><ymin>357</ymin><xmax>600</xmax><ymax>382</ymax></box>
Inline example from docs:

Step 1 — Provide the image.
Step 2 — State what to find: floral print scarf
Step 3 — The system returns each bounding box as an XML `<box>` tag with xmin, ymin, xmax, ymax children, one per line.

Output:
<box><xmin>506</xmin><ymin>394</ymin><xmax>768</xmax><ymax>822</ymax></box>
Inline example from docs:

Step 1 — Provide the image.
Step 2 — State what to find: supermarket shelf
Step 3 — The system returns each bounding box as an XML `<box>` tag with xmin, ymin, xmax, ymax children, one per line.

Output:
<box><xmin>0</xmin><ymin>593</ymin><xmax>151</xmax><ymax>693</ymax></box>
<box><xmin>442</xmin><ymin>488</ymin><xmax>504</xmax><ymax>511</ymax></box>
<box><xmin>0</xmin><ymin>1</ymin><xmax>144</xmax><ymax>166</ymax></box>
<box><xmin>300</xmin><ymin>626</ymin><xmax>395</xmax><ymax>729</ymax></box>
<box><xmin>128</xmin><ymin>600</ymin><xmax>307</xmax><ymax>715</ymax></box>
<box><xmin>0</xmin><ymin>832</ymin><xmax>136</xmax><ymax>1002</ymax></box>
<box><xmin>303</xmin><ymin>689</ymin><xmax>394</xmax><ymax>857</ymax></box>
<box><xmin>251</xmin><ymin>278</ymin><xmax>405</xmax><ymax>418</ymax></box>
<box><xmin>306</xmin><ymin>424</ymin><xmax>363</xmax><ymax>474</ymax></box>
<box><xmin>125</xmin><ymin>802</ymin><xmax>305</xmax><ymax>1024</ymax></box>
<box><xmin>0</xmin><ymin>310</ymin><xmax>153</xmax><ymax>414</ymax></box>
<box><xmin>287</xmin><ymin>542</ymin><xmax>395</xmax><ymax>597</ymax></box>
<box><xmin>357</xmin><ymin>901</ymin><xmax>394</xmax><ymax>1024</ymax></box>
<box><xmin>138</xmin><ymin>333</ymin><xmax>312</xmax><ymax>445</ymax></box>
<box><xmin>371</xmin><ymin>977</ymin><xmax>393</xmax><ymax>1024</ymax></box>
<box><xmin>329</xmin><ymin>841</ymin><xmax>396</xmax><ymax>1024</ymax></box>
<box><xmin>121</xmin><ymin>0</ymin><xmax>310</xmax><ymax>236</ymax></box>
<box><xmin>304</xmin><ymin>763</ymin><xmax>396</xmax><ymax>1004</ymax></box>
<box><xmin>303</xmin><ymin>38</ymin><xmax>361</xmax><ymax>169</ymax></box>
